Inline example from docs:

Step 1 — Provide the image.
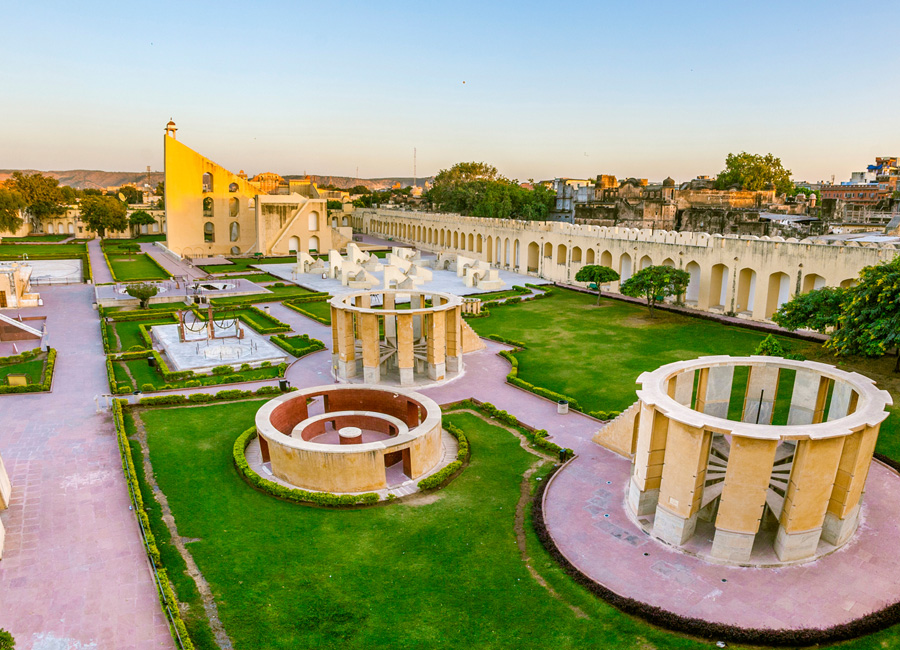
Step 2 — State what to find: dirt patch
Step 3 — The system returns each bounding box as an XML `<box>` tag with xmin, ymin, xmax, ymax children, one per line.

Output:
<box><xmin>401</xmin><ymin>492</ymin><xmax>443</xmax><ymax>507</ymax></box>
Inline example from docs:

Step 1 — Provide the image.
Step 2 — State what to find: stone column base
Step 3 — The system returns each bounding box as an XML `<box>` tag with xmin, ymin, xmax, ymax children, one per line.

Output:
<box><xmin>427</xmin><ymin>362</ymin><xmax>446</xmax><ymax>381</ymax></box>
<box><xmin>821</xmin><ymin>504</ymin><xmax>861</xmax><ymax>546</ymax></box>
<box><xmin>399</xmin><ymin>367</ymin><xmax>414</xmax><ymax>386</ymax></box>
<box><xmin>626</xmin><ymin>478</ymin><xmax>659</xmax><ymax>517</ymax></box>
<box><xmin>652</xmin><ymin>506</ymin><xmax>698</xmax><ymax>546</ymax></box>
<box><xmin>363</xmin><ymin>365</ymin><xmax>380</xmax><ymax>384</ymax></box>
<box><xmin>446</xmin><ymin>356</ymin><xmax>460</xmax><ymax>373</ymax></box>
<box><xmin>774</xmin><ymin>525</ymin><xmax>822</xmax><ymax>562</ymax></box>
<box><xmin>337</xmin><ymin>359</ymin><xmax>357</xmax><ymax>379</ymax></box>
<box><xmin>710</xmin><ymin>528</ymin><xmax>756</xmax><ymax>563</ymax></box>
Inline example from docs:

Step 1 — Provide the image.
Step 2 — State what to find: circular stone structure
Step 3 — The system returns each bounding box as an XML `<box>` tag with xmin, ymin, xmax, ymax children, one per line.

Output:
<box><xmin>255</xmin><ymin>384</ymin><xmax>443</xmax><ymax>493</ymax></box>
<box><xmin>543</xmin><ymin>355</ymin><xmax>900</xmax><ymax>635</ymax></box>
<box><xmin>626</xmin><ymin>355</ymin><xmax>892</xmax><ymax>564</ymax></box>
<box><xmin>329</xmin><ymin>289</ymin><xmax>467</xmax><ymax>386</ymax></box>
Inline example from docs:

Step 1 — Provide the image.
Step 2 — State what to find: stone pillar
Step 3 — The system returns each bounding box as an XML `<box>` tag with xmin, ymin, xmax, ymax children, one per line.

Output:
<box><xmin>710</xmin><ymin>436</ymin><xmax>778</xmax><ymax>562</ymax></box>
<box><xmin>652</xmin><ymin>420</ymin><xmax>712</xmax><ymax>546</ymax></box>
<box><xmin>823</xmin><ymin>425</ymin><xmax>878</xmax><ymax>545</ymax></box>
<box><xmin>445</xmin><ymin>306</ymin><xmax>462</xmax><ymax>373</ymax></box>
<box><xmin>426</xmin><ymin>310</ymin><xmax>446</xmax><ymax>380</ymax></box>
<box><xmin>827</xmin><ymin>382</ymin><xmax>857</xmax><ymax>421</ymax></box>
<box><xmin>410</xmin><ymin>294</ymin><xmax>423</xmax><ymax>339</ymax></box>
<box><xmin>383</xmin><ymin>292</ymin><xmax>396</xmax><ymax>341</ymax></box>
<box><xmin>786</xmin><ymin>369</ymin><xmax>822</xmax><ymax>425</ymax></box>
<box><xmin>336</xmin><ymin>309</ymin><xmax>356</xmax><ymax>379</ymax></box>
<box><xmin>339</xmin><ymin>427</ymin><xmax>363</xmax><ymax>445</ymax></box>
<box><xmin>742</xmin><ymin>364</ymin><xmax>780</xmax><ymax>424</ymax></box>
<box><xmin>775</xmin><ymin>437</ymin><xmax>844</xmax><ymax>561</ymax></box>
<box><xmin>330</xmin><ymin>305</ymin><xmax>340</xmax><ymax>368</ymax></box>
<box><xmin>628</xmin><ymin>403</ymin><xmax>669</xmax><ymax>516</ymax></box>
<box><xmin>360</xmin><ymin>312</ymin><xmax>380</xmax><ymax>384</ymax></box>
<box><xmin>667</xmin><ymin>370</ymin><xmax>694</xmax><ymax>406</ymax></box>
<box><xmin>397</xmin><ymin>313</ymin><xmax>414</xmax><ymax>386</ymax></box>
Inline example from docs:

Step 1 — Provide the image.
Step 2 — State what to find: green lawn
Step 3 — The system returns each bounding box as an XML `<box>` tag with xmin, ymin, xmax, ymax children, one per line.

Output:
<box><xmin>108</xmin><ymin>253</ymin><xmax>170</xmax><ymax>281</ymax></box>
<box><xmin>469</xmin><ymin>288</ymin><xmax>806</xmax><ymax>413</ymax></box>
<box><xmin>0</xmin><ymin>234</ymin><xmax>70</xmax><ymax>242</ymax></box>
<box><xmin>132</xmin><ymin>403</ymin><xmax>706</xmax><ymax>649</ymax></box>
<box><xmin>286</xmin><ymin>299</ymin><xmax>331</xmax><ymax>324</ymax></box>
<box><xmin>107</xmin><ymin>317</ymin><xmax>178</xmax><ymax>352</ymax></box>
<box><xmin>0</xmin><ymin>242</ymin><xmax>86</xmax><ymax>257</ymax></box>
<box><xmin>210</xmin><ymin>272</ymin><xmax>282</xmax><ymax>283</ymax></box>
<box><xmin>465</xmin><ymin>288</ymin><xmax>530</xmax><ymax>301</ymax></box>
<box><xmin>197</xmin><ymin>257</ymin><xmax>295</xmax><ymax>274</ymax></box>
<box><xmin>0</xmin><ymin>358</ymin><xmax>45</xmax><ymax>385</ymax></box>
<box><xmin>210</xmin><ymin>285</ymin><xmax>315</xmax><ymax>305</ymax></box>
<box><xmin>114</xmin><ymin>358</ymin><xmax>282</xmax><ymax>392</ymax></box>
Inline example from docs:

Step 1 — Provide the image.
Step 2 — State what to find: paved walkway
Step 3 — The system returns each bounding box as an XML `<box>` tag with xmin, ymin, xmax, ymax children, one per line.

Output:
<box><xmin>140</xmin><ymin>243</ymin><xmax>206</xmax><ymax>280</ymax></box>
<box><xmin>543</xmin><ymin>448</ymin><xmax>900</xmax><ymax>630</ymax></box>
<box><xmin>87</xmin><ymin>239</ymin><xmax>113</xmax><ymax>284</ymax></box>
<box><xmin>0</xmin><ymin>286</ymin><xmax>172</xmax><ymax>648</ymax></box>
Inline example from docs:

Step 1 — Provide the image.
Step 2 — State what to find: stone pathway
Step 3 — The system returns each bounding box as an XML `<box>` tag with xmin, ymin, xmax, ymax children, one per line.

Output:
<box><xmin>87</xmin><ymin>238</ymin><xmax>113</xmax><ymax>284</ymax></box>
<box><xmin>0</xmin><ymin>285</ymin><xmax>173</xmax><ymax>648</ymax></box>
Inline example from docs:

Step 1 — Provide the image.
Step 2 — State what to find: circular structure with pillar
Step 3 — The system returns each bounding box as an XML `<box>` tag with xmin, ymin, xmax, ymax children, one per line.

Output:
<box><xmin>330</xmin><ymin>289</ymin><xmax>482</xmax><ymax>386</ymax></box>
<box><xmin>627</xmin><ymin>356</ymin><xmax>892</xmax><ymax>565</ymax></box>
<box><xmin>254</xmin><ymin>384</ymin><xmax>443</xmax><ymax>494</ymax></box>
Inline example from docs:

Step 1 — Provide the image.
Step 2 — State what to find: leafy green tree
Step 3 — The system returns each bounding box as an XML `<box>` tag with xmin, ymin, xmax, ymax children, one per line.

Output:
<box><xmin>125</xmin><ymin>282</ymin><xmax>159</xmax><ymax>309</ymax></box>
<box><xmin>349</xmin><ymin>185</ymin><xmax>370</xmax><ymax>195</ymax></box>
<box><xmin>574</xmin><ymin>265</ymin><xmax>620</xmax><ymax>304</ymax></box>
<box><xmin>0</xmin><ymin>628</ymin><xmax>15</xmax><ymax>650</ymax></box>
<box><xmin>128</xmin><ymin>209</ymin><xmax>156</xmax><ymax>236</ymax></box>
<box><xmin>714</xmin><ymin>152</ymin><xmax>793</xmax><ymax>195</ymax></box>
<box><xmin>10</xmin><ymin>171</ymin><xmax>66</xmax><ymax>223</ymax></box>
<box><xmin>0</xmin><ymin>187</ymin><xmax>26</xmax><ymax>233</ymax></box>
<box><xmin>114</xmin><ymin>186</ymin><xmax>143</xmax><ymax>204</ymax></box>
<box><xmin>80</xmin><ymin>195</ymin><xmax>128</xmax><ymax>237</ymax></box>
<box><xmin>619</xmin><ymin>265</ymin><xmax>690</xmax><ymax>317</ymax></box>
<box><xmin>754</xmin><ymin>334</ymin><xmax>786</xmax><ymax>356</ymax></box>
<box><xmin>59</xmin><ymin>185</ymin><xmax>79</xmax><ymax>204</ymax></box>
<box><xmin>427</xmin><ymin>162</ymin><xmax>553</xmax><ymax>221</ymax></box>
<box><xmin>326</xmin><ymin>200</ymin><xmax>343</xmax><ymax>210</ymax></box>
<box><xmin>826</xmin><ymin>257</ymin><xmax>900</xmax><ymax>371</ymax></box>
<box><xmin>772</xmin><ymin>286</ymin><xmax>846</xmax><ymax>333</ymax></box>
<box><xmin>155</xmin><ymin>181</ymin><xmax>165</xmax><ymax>196</ymax></box>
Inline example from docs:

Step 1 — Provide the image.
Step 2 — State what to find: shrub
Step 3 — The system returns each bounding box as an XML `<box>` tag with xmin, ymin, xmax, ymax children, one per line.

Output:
<box><xmin>755</xmin><ymin>334</ymin><xmax>786</xmax><ymax>357</ymax></box>
<box><xmin>184</xmin><ymin>380</ymin><xmax>202</xmax><ymax>388</ymax></box>
<box><xmin>0</xmin><ymin>628</ymin><xmax>14</xmax><ymax>650</ymax></box>
<box><xmin>140</xmin><ymin>383</ymin><xmax>155</xmax><ymax>392</ymax></box>
<box><xmin>212</xmin><ymin>365</ymin><xmax>233</xmax><ymax>375</ymax></box>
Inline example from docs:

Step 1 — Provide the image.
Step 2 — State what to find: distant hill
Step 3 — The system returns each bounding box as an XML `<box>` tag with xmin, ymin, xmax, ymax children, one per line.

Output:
<box><xmin>0</xmin><ymin>169</ymin><xmax>433</xmax><ymax>192</ymax></box>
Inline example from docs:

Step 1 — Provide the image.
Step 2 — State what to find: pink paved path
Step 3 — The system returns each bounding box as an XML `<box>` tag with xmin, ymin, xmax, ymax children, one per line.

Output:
<box><xmin>87</xmin><ymin>239</ymin><xmax>113</xmax><ymax>284</ymax></box>
<box><xmin>0</xmin><ymin>286</ymin><xmax>173</xmax><ymax>649</ymax></box>
<box><xmin>543</xmin><ymin>446</ymin><xmax>900</xmax><ymax>630</ymax></box>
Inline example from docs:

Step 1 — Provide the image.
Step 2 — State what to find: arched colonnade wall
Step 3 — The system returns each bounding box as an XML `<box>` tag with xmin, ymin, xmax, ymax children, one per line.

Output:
<box><xmin>354</xmin><ymin>209</ymin><xmax>898</xmax><ymax>321</ymax></box>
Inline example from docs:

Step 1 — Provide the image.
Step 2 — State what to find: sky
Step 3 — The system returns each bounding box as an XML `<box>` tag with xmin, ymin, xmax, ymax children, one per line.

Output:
<box><xmin>1</xmin><ymin>0</ymin><xmax>898</xmax><ymax>184</ymax></box>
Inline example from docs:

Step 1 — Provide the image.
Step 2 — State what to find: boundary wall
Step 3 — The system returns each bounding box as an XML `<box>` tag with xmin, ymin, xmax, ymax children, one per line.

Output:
<box><xmin>353</xmin><ymin>209</ymin><xmax>899</xmax><ymax>321</ymax></box>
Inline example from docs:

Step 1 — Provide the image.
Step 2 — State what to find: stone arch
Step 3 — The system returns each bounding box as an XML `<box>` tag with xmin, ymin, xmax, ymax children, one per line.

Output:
<box><xmin>288</xmin><ymin>235</ymin><xmax>300</xmax><ymax>252</ymax></box>
<box><xmin>342</xmin><ymin>216</ymin><xmax>350</xmax><ymax>227</ymax></box>
<box><xmin>230</xmin><ymin>221</ymin><xmax>240</xmax><ymax>242</ymax></box>
<box><xmin>308</xmin><ymin>235</ymin><xmax>319</xmax><ymax>252</ymax></box>
<box><xmin>248</xmin><ymin>198</ymin><xmax>256</xmax><ymax>209</ymax></box>
<box><xmin>802</xmin><ymin>273</ymin><xmax>826</xmax><ymax>293</ymax></box>
<box><xmin>46</xmin><ymin>223</ymin><xmax>54</xmax><ymax>234</ymax></box>
<box><xmin>203</xmin><ymin>197</ymin><xmax>213</xmax><ymax>218</ymax></box>
<box><xmin>202</xmin><ymin>172</ymin><xmax>214</xmax><ymax>193</ymax></box>
<box><xmin>332</xmin><ymin>216</ymin><xmax>339</xmax><ymax>228</ymax></box>
<box><xmin>228</xmin><ymin>182</ymin><xmax>239</xmax><ymax>193</ymax></box>
<box><xmin>572</xmin><ymin>246</ymin><xmax>583</xmax><ymax>263</ymax></box>
<box><xmin>556</xmin><ymin>244</ymin><xmax>567</xmax><ymax>265</ymax></box>
<box><xmin>543</xmin><ymin>242</ymin><xmax>552</xmax><ymax>258</ymax></box>
<box><xmin>504</xmin><ymin>238</ymin><xmax>510</xmax><ymax>265</ymax></box>
<box><xmin>486</xmin><ymin>236</ymin><xmax>493</xmax><ymax>262</ymax></box>
<box><xmin>619</xmin><ymin>253</ymin><xmax>632</xmax><ymax>280</ymax></box>
<box><xmin>67</xmin><ymin>223</ymin><xmax>75</xmax><ymax>234</ymax></box>
<box><xmin>204</xmin><ymin>221</ymin><xmax>215</xmax><ymax>243</ymax></box>
<box><xmin>467</xmin><ymin>233</ymin><xmax>474</xmax><ymax>251</ymax></box>
<box><xmin>640</xmin><ymin>254</ymin><xmax>652</xmax><ymax>270</ymax></box>
<box><xmin>736</xmin><ymin>268</ymin><xmax>757</xmax><ymax>314</ymax></box>
<box><xmin>476</xmin><ymin>234</ymin><xmax>483</xmax><ymax>253</ymax></box>
<box><xmin>709</xmin><ymin>263</ymin><xmax>729</xmax><ymax>308</ymax></box>
<box><xmin>440</xmin><ymin>230</ymin><xmax>446</xmax><ymax>247</ymax></box>
<box><xmin>685</xmin><ymin>261</ymin><xmax>701</xmax><ymax>303</ymax></box>
<box><xmin>766</xmin><ymin>272</ymin><xmax>791</xmax><ymax>318</ymax></box>
<box><xmin>527</xmin><ymin>242</ymin><xmax>539</xmax><ymax>272</ymax></box>
<box><xmin>600</xmin><ymin>250</ymin><xmax>612</xmax><ymax>267</ymax></box>
<box><xmin>840</xmin><ymin>278</ymin><xmax>857</xmax><ymax>289</ymax></box>
<box><xmin>496</xmin><ymin>237</ymin><xmax>502</xmax><ymax>264</ymax></box>
<box><xmin>229</xmin><ymin>197</ymin><xmax>239</xmax><ymax>217</ymax></box>
<box><xmin>661</xmin><ymin>258</ymin><xmax>675</xmax><ymax>267</ymax></box>
<box><xmin>453</xmin><ymin>231</ymin><xmax>459</xmax><ymax>249</ymax></box>
<box><xmin>513</xmin><ymin>239</ymin><xmax>520</xmax><ymax>267</ymax></box>
<box><xmin>308</xmin><ymin>211</ymin><xmax>319</xmax><ymax>231</ymax></box>
<box><xmin>586</xmin><ymin>249</ymin><xmax>595</xmax><ymax>264</ymax></box>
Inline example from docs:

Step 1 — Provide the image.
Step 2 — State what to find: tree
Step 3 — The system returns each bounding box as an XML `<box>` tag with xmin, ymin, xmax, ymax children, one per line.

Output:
<box><xmin>125</xmin><ymin>283</ymin><xmax>159</xmax><ymax>309</ymax></box>
<box><xmin>826</xmin><ymin>257</ymin><xmax>900</xmax><ymax>371</ymax></box>
<box><xmin>115</xmin><ymin>186</ymin><xmax>143</xmax><ymax>204</ymax></box>
<box><xmin>754</xmin><ymin>334</ymin><xmax>786</xmax><ymax>357</ymax></box>
<box><xmin>326</xmin><ymin>200</ymin><xmax>343</xmax><ymax>210</ymax></box>
<box><xmin>714</xmin><ymin>152</ymin><xmax>793</xmax><ymax>195</ymax></box>
<box><xmin>574</xmin><ymin>265</ymin><xmax>620</xmax><ymax>304</ymax></box>
<box><xmin>619</xmin><ymin>265</ymin><xmax>690</xmax><ymax>317</ymax></box>
<box><xmin>128</xmin><ymin>209</ymin><xmax>156</xmax><ymax>236</ymax></box>
<box><xmin>79</xmin><ymin>195</ymin><xmax>128</xmax><ymax>237</ymax></box>
<box><xmin>0</xmin><ymin>187</ymin><xmax>26</xmax><ymax>233</ymax></box>
<box><xmin>154</xmin><ymin>181</ymin><xmax>165</xmax><ymax>196</ymax></box>
<box><xmin>10</xmin><ymin>171</ymin><xmax>66</xmax><ymax>224</ymax></box>
<box><xmin>772</xmin><ymin>286</ymin><xmax>847</xmax><ymax>333</ymax></box>
<box><xmin>349</xmin><ymin>185</ymin><xmax>370</xmax><ymax>195</ymax></box>
<box><xmin>0</xmin><ymin>628</ymin><xmax>15</xmax><ymax>650</ymax></box>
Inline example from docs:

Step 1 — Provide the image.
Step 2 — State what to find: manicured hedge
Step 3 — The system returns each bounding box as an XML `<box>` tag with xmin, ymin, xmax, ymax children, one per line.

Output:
<box><xmin>283</xmin><ymin>300</ymin><xmax>330</xmax><ymax>324</ymax></box>
<box><xmin>0</xmin><ymin>348</ymin><xmax>56</xmax><ymax>394</ymax></box>
<box><xmin>417</xmin><ymin>419</ymin><xmax>470</xmax><ymax>490</ymax></box>
<box><xmin>233</xmin><ymin>427</ymin><xmax>379</xmax><ymax>507</ymax></box>
<box><xmin>451</xmin><ymin>399</ymin><xmax>566</xmax><ymax>457</ymax></box>
<box><xmin>103</xmin><ymin>303</ymin><xmax>187</xmax><ymax>321</ymax></box>
<box><xmin>269</xmin><ymin>334</ymin><xmax>326</xmax><ymax>358</ymax></box>
<box><xmin>531</xmin><ymin>471</ymin><xmax>900</xmax><ymax>646</ymax></box>
<box><xmin>137</xmin><ymin>385</ymin><xmax>286</xmax><ymax>406</ymax></box>
<box><xmin>111</xmin><ymin>399</ymin><xmax>195</xmax><ymax>649</ymax></box>
<box><xmin>498</xmin><ymin>349</ymin><xmax>583</xmax><ymax>412</ymax></box>
<box><xmin>485</xmin><ymin>334</ymin><xmax>527</xmax><ymax>348</ymax></box>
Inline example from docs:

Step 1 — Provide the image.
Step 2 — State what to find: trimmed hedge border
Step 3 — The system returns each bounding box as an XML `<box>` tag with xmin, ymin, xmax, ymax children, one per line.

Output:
<box><xmin>269</xmin><ymin>334</ymin><xmax>326</xmax><ymax>358</ymax></box>
<box><xmin>447</xmin><ymin>398</ymin><xmax>567</xmax><ymax>458</ymax></box>
<box><xmin>209</xmin><ymin>289</ymin><xmax>329</xmax><ymax>307</ymax></box>
<box><xmin>532</xmin><ymin>465</ymin><xmax>900</xmax><ymax>646</ymax></box>
<box><xmin>417</xmin><ymin>417</ymin><xmax>470</xmax><ymax>490</ymax></box>
<box><xmin>104</xmin><ymin>250</ymin><xmax>172</xmax><ymax>283</ymax></box>
<box><xmin>283</xmin><ymin>298</ymin><xmax>330</xmax><ymax>325</ymax></box>
<box><xmin>111</xmin><ymin>399</ymin><xmax>195</xmax><ymax>649</ymax></box>
<box><xmin>137</xmin><ymin>385</ymin><xmax>285</xmax><ymax>406</ymax></box>
<box><xmin>232</xmin><ymin>427</ymin><xmax>380</xmax><ymax>507</ymax></box>
<box><xmin>0</xmin><ymin>348</ymin><xmax>56</xmax><ymax>394</ymax></box>
<box><xmin>189</xmin><ymin>305</ymin><xmax>290</xmax><ymax>335</ymax></box>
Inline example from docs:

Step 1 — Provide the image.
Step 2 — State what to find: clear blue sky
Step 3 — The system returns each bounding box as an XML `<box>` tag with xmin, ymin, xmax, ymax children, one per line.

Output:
<box><xmin>2</xmin><ymin>0</ymin><xmax>897</xmax><ymax>184</ymax></box>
